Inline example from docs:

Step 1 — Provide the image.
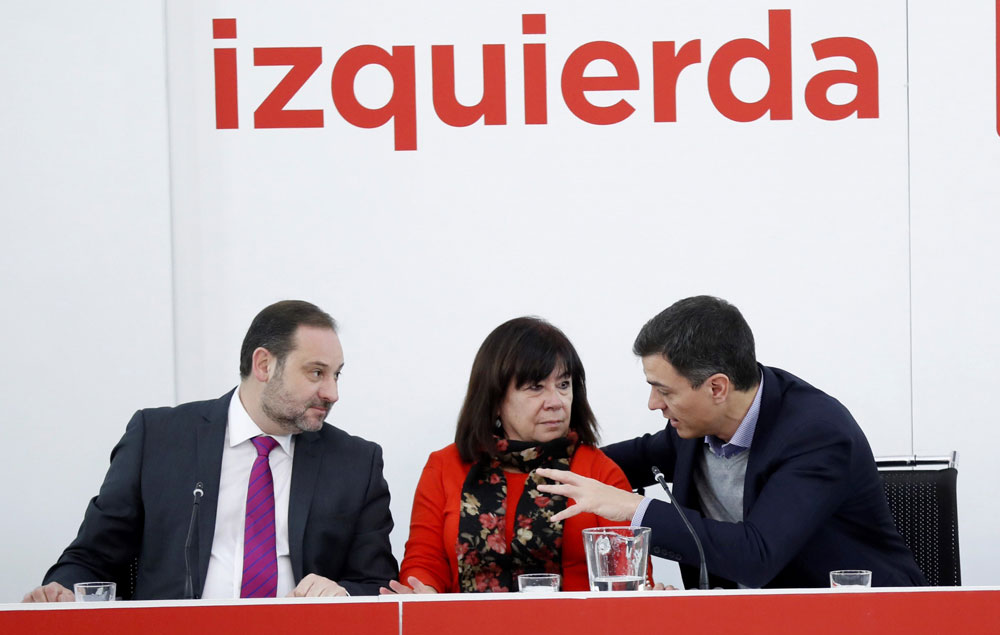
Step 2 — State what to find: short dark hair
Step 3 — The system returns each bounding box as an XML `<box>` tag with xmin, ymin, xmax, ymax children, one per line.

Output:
<box><xmin>239</xmin><ymin>300</ymin><xmax>337</xmax><ymax>378</ymax></box>
<box><xmin>455</xmin><ymin>317</ymin><xmax>599</xmax><ymax>462</ymax></box>
<box><xmin>633</xmin><ymin>296</ymin><xmax>759</xmax><ymax>391</ymax></box>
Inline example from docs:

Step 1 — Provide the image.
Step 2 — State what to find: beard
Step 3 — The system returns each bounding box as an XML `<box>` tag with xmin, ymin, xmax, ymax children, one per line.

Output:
<box><xmin>260</xmin><ymin>371</ymin><xmax>332</xmax><ymax>434</ymax></box>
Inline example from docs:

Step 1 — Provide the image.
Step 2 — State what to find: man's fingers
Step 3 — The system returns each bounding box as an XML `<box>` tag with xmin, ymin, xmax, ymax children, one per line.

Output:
<box><xmin>535</xmin><ymin>468</ymin><xmax>578</xmax><ymax>484</ymax></box>
<box><xmin>48</xmin><ymin>585</ymin><xmax>72</xmax><ymax>602</ymax></box>
<box><xmin>536</xmin><ymin>482</ymin><xmax>574</xmax><ymax>497</ymax></box>
<box><xmin>23</xmin><ymin>583</ymin><xmax>73</xmax><ymax>603</ymax></box>
<box><xmin>549</xmin><ymin>503</ymin><xmax>585</xmax><ymax>524</ymax></box>
<box><xmin>297</xmin><ymin>578</ymin><xmax>315</xmax><ymax>597</ymax></box>
<box><xmin>319</xmin><ymin>584</ymin><xmax>345</xmax><ymax>597</ymax></box>
<box><xmin>291</xmin><ymin>574</ymin><xmax>346</xmax><ymax>598</ymax></box>
<box><xmin>289</xmin><ymin>574</ymin><xmax>317</xmax><ymax>597</ymax></box>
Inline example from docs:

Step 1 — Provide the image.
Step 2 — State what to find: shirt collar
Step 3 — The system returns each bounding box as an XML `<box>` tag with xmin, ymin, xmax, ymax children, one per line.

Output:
<box><xmin>705</xmin><ymin>371</ymin><xmax>764</xmax><ymax>458</ymax></box>
<box><xmin>227</xmin><ymin>387</ymin><xmax>294</xmax><ymax>456</ymax></box>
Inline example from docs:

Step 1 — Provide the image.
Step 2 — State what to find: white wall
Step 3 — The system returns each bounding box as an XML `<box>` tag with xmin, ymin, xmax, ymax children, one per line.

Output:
<box><xmin>1</xmin><ymin>0</ymin><xmax>997</xmax><ymax>601</ymax></box>
<box><xmin>0</xmin><ymin>2</ymin><xmax>175</xmax><ymax>601</ymax></box>
<box><xmin>909</xmin><ymin>0</ymin><xmax>1000</xmax><ymax>584</ymax></box>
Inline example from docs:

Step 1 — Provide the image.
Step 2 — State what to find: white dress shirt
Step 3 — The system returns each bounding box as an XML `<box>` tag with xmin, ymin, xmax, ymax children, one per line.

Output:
<box><xmin>201</xmin><ymin>389</ymin><xmax>296</xmax><ymax>598</ymax></box>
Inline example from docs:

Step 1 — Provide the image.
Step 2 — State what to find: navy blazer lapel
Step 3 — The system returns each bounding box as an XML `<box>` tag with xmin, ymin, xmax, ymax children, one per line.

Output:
<box><xmin>195</xmin><ymin>390</ymin><xmax>231</xmax><ymax>596</ymax></box>
<box><xmin>671</xmin><ymin>432</ymin><xmax>701</xmax><ymax>508</ymax></box>
<box><xmin>743</xmin><ymin>365</ymin><xmax>779</xmax><ymax>515</ymax></box>
<box><xmin>288</xmin><ymin>428</ymin><xmax>323</xmax><ymax>582</ymax></box>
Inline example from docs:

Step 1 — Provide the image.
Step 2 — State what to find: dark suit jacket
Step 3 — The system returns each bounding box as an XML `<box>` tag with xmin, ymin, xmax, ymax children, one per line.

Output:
<box><xmin>44</xmin><ymin>390</ymin><xmax>398</xmax><ymax>598</ymax></box>
<box><xmin>603</xmin><ymin>365</ymin><xmax>926</xmax><ymax>588</ymax></box>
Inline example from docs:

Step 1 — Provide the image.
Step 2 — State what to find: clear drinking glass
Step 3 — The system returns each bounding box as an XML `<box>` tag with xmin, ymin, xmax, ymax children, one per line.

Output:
<box><xmin>582</xmin><ymin>527</ymin><xmax>650</xmax><ymax>591</ymax></box>
<box><xmin>74</xmin><ymin>582</ymin><xmax>117</xmax><ymax>602</ymax></box>
<box><xmin>517</xmin><ymin>573</ymin><xmax>561</xmax><ymax>593</ymax></box>
<box><xmin>829</xmin><ymin>570</ymin><xmax>872</xmax><ymax>588</ymax></box>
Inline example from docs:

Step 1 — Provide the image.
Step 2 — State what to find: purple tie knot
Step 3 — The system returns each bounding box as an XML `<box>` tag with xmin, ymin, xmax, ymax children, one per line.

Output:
<box><xmin>251</xmin><ymin>435</ymin><xmax>279</xmax><ymax>457</ymax></box>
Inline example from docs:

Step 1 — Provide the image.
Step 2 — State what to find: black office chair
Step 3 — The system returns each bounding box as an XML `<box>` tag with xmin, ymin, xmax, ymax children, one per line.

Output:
<box><xmin>875</xmin><ymin>452</ymin><xmax>961</xmax><ymax>586</ymax></box>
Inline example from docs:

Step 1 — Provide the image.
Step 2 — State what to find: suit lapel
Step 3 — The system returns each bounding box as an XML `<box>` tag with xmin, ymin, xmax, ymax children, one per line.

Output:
<box><xmin>288</xmin><ymin>428</ymin><xmax>323</xmax><ymax>582</ymax></box>
<box><xmin>743</xmin><ymin>365</ymin><xmax>778</xmax><ymax>516</ymax></box>
<box><xmin>672</xmin><ymin>433</ymin><xmax>701</xmax><ymax>508</ymax></box>
<box><xmin>195</xmin><ymin>391</ymin><xmax>231</xmax><ymax>596</ymax></box>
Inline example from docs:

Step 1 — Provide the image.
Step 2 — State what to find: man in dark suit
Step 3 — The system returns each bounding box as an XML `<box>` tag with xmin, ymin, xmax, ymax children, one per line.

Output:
<box><xmin>24</xmin><ymin>300</ymin><xmax>398</xmax><ymax>601</ymax></box>
<box><xmin>538</xmin><ymin>296</ymin><xmax>925</xmax><ymax>588</ymax></box>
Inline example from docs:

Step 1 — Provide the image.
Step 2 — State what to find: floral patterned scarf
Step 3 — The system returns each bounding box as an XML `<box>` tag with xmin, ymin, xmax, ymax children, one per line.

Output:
<box><xmin>456</xmin><ymin>431</ymin><xmax>579</xmax><ymax>592</ymax></box>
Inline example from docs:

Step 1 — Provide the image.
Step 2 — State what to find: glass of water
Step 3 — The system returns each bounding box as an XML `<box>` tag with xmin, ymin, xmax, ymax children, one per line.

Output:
<box><xmin>518</xmin><ymin>573</ymin><xmax>561</xmax><ymax>593</ymax></box>
<box><xmin>582</xmin><ymin>527</ymin><xmax>650</xmax><ymax>591</ymax></box>
<box><xmin>74</xmin><ymin>582</ymin><xmax>117</xmax><ymax>602</ymax></box>
<box><xmin>830</xmin><ymin>570</ymin><xmax>872</xmax><ymax>588</ymax></box>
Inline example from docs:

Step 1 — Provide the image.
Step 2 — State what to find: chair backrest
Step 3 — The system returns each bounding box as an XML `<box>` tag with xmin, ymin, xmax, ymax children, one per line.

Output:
<box><xmin>876</xmin><ymin>453</ymin><xmax>961</xmax><ymax>586</ymax></box>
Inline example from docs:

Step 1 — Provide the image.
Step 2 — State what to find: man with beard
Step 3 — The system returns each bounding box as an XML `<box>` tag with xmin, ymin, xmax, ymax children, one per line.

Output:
<box><xmin>24</xmin><ymin>300</ymin><xmax>397</xmax><ymax>601</ymax></box>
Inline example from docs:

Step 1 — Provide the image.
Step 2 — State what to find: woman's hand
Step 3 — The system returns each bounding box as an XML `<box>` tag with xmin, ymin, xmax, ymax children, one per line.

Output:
<box><xmin>379</xmin><ymin>576</ymin><xmax>439</xmax><ymax>595</ymax></box>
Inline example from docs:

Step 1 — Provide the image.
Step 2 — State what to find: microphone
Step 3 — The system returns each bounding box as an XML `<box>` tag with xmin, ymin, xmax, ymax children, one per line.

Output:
<box><xmin>184</xmin><ymin>482</ymin><xmax>204</xmax><ymax>600</ymax></box>
<box><xmin>651</xmin><ymin>466</ymin><xmax>709</xmax><ymax>590</ymax></box>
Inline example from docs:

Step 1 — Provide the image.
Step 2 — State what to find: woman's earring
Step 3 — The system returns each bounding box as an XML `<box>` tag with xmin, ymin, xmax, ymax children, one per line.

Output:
<box><xmin>495</xmin><ymin>417</ymin><xmax>502</xmax><ymax>430</ymax></box>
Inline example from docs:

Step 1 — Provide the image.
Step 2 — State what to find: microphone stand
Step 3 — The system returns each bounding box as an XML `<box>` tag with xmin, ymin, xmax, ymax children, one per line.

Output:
<box><xmin>184</xmin><ymin>482</ymin><xmax>204</xmax><ymax>599</ymax></box>
<box><xmin>651</xmin><ymin>466</ymin><xmax>709</xmax><ymax>590</ymax></box>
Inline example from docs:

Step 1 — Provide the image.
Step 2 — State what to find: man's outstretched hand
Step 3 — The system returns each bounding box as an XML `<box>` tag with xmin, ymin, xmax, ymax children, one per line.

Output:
<box><xmin>535</xmin><ymin>468</ymin><xmax>643</xmax><ymax>523</ymax></box>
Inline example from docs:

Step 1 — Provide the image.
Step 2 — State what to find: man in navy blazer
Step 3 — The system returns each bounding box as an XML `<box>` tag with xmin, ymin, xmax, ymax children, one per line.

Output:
<box><xmin>24</xmin><ymin>300</ymin><xmax>398</xmax><ymax>601</ymax></box>
<box><xmin>538</xmin><ymin>296</ymin><xmax>925</xmax><ymax>588</ymax></box>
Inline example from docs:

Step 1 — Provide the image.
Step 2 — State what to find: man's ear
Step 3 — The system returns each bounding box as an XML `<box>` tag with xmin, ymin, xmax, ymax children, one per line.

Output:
<box><xmin>251</xmin><ymin>347</ymin><xmax>275</xmax><ymax>382</ymax></box>
<box><xmin>706</xmin><ymin>373</ymin><xmax>731</xmax><ymax>403</ymax></box>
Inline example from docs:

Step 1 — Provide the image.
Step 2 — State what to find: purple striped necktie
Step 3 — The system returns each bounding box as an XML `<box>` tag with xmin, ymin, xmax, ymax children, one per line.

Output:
<box><xmin>241</xmin><ymin>435</ymin><xmax>280</xmax><ymax>598</ymax></box>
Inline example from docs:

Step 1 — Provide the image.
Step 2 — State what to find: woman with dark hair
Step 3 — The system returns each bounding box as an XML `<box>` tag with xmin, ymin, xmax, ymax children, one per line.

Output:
<box><xmin>385</xmin><ymin>317</ymin><xmax>635</xmax><ymax>593</ymax></box>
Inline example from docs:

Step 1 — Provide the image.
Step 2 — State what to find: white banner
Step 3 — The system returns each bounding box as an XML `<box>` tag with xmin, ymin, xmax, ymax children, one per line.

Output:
<box><xmin>165</xmin><ymin>1</ymin><xmax>914</xmax><ymax>583</ymax></box>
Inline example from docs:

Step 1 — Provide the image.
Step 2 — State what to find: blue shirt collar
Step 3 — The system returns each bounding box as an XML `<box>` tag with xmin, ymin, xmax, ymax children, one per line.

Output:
<box><xmin>705</xmin><ymin>371</ymin><xmax>763</xmax><ymax>458</ymax></box>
